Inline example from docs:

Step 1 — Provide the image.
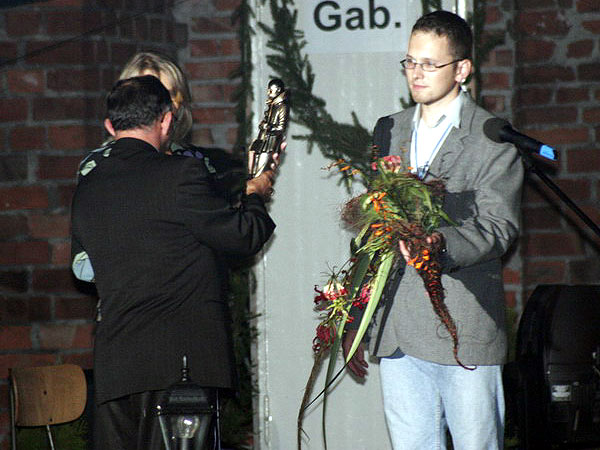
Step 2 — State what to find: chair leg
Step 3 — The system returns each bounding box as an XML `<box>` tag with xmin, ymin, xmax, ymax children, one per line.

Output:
<box><xmin>10</xmin><ymin>376</ymin><xmax>16</xmax><ymax>450</ymax></box>
<box><xmin>45</xmin><ymin>425</ymin><xmax>55</xmax><ymax>450</ymax></box>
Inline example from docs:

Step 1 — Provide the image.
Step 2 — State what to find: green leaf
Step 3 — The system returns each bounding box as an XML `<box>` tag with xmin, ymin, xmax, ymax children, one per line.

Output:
<box><xmin>345</xmin><ymin>251</ymin><xmax>395</xmax><ymax>362</ymax></box>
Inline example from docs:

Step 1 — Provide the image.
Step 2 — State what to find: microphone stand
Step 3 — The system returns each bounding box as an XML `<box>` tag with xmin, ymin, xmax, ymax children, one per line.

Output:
<box><xmin>519</xmin><ymin>150</ymin><xmax>600</xmax><ymax>239</ymax></box>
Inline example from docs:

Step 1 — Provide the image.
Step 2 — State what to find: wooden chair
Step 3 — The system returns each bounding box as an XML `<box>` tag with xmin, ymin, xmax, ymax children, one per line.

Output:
<box><xmin>9</xmin><ymin>364</ymin><xmax>87</xmax><ymax>450</ymax></box>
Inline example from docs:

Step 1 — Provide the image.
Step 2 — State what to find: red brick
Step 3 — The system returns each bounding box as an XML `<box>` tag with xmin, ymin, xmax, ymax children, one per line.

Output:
<box><xmin>7</xmin><ymin>70</ymin><xmax>44</xmax><ymax>93</ymax></box>
<box><xmin>9</xmin><ymin>126</ymin><xmax>46</xmax><ymax>151</ymax></box>
<box><xmin>111</xmin><ymin>42</ymin><xmax>139</xmax><ymax>65</ymax></box>
<box><xmin>5</xmin><ymin>11</ymin><xmax>41</xmax><ymax>36</ymax></box>
<box><xmin>567</xmin><ymin>147</ymin><xmax>600</xmax><ymax>173</ymax></box>
<box><xmin>582</xmin><ymin>20</ymin><xmax>600</xmax><ymax>33</ymax></box>
<box><xmin>481</xmin><ymin>72</ymin><xmax>509</xmax><ymax>90</ymax></box>
<box><xmin>226</xmin><ymin>126</ymin><xmax>238</xmax><ymax>145</ymax></box>
<box><xmin>584</xmin><ymin>107</ymin><xmax>600</xmax><ymax>123</ymax></box>
<box><xmin>482</xmin><ymin>48</ymin><xmax>513</xmax><ymax>68</ymax></box>
<box><xmin>520</xmin><ymin>65</ymin><xmax>576</xmax><ymax>84</ymax></box>
<box><xmin>58</xmin><ymin>184</ymin><xmax>77</xmax><ymax>209</ymax></box>
<box><xmin>502</xmin><ymin>267</ymin><xmax>521</xmax><ymax>285</ymax></box>
<box><xmin>578</xmin><ymin>62</ymin><xmax>600</xmax><ymax>81</ymax></box>
<box><xmin>0</xmin><ymin>154</ymin><xmax>27</xmax><ymax>182</ymax></box>
<box><xmin>190</xmin><ymin>39</ymin><xmax>220</xmax><ymax>57</ymax></box>
<box><xmin>221</xmin><ymin>39</ymin><xmax>241</xmax><ymax>56</ymax></box>
<box><xmin>556</xmin><ymin>87</ymin><xmax>589</xmax><ymax>103</ymax></box>
<box><xmin>33</xmin><ymin>97</ymin><xmax>91</xmax><ymax>121</ymax></box>
<box><xmin>47</xmin><ymin>68</ymin><xmax>101</xmax><ymax>92</ymax></box>
<box><xmin>0</xmin><ymin>99</ymin><xmax>28</xmax><ymax>122</ymax></box>
<box><xmin>517</xmin><ymin>39</ymin><xmax>556</xmax><ymax>62</ymax></box>
<box><xmin>0</xmin><ymin>354</ymin><xmax>56</xmax><ymax>379</ymax></box>
<box><xmin>0</xmin><ymin>42</ymin><xmax>18</xmax><ymax>60</ymax></box>
<box><xmin>28</xmin><ymin>214</ymin><xmax>70</xmax><ymax>239</ymax></box>
<box><xmin>61</xmin><ymin>351</ymin><xmax>94</xmax><ymax>369</ymax></box>
<box><xmin>0</xmin><ymin>241</ymin><xmax>50</xmax><ymax>265</ymax></box>
<box><xmin>0</xmin><ymin>187</ymin><xmax>49</xmax><ymax>211</ymax></box>
<box><xmin>39</xmin><ymin>323</ymin><xmax>94</xmax><ymax>349</ymax></box>
<box><xmin>37</xmin><ymin>0</ymin><xmax>87</xmax><ymax>6</ymax></box>
<box><xmin>516</xmin><ymin>87</ymin><xmax>553</xmax><ymax>106</ymax></box>
<box><xmin>37</xmin><ymin>155</ymin><xmax>82</xmax><ymax>180</ymax></box>
<box><xmin>192</xmin><ymin>107</ymin><xmax>236</xmax><ymax>124</ymax></box>
<box><xmin>0</xmin><ymin>326</ymin><xmax>32</xmax><ymax>350</ymax></box>
<box><xmin>47</xmin><ymin>11</ymin><xmax>105</xmax><ymax>35</ymax></box>
<box><xmin>485</xmin><ymin>5</ymin><xmax>502</xmax><ymax>25</ymax></box>
<box><xmin>186</xmin><ymin>61</ymin><xmax>240</xmax><ymax>80</ymax></box>
<box><xmin>518</xmin><ymin>106</ymin><xmax>577</xmax><ymax>125</ymax></box>
<box><xmin>567</xmin><ymin>40</ymin><xmax>594</xmax><ymax>58</ymax></box>
<box><xmin>191</xmin><ymin>128</ymin><xmax>214</xmax><ymax>147</ymax></box>
<box><xmin>215</xmin><ymin>0</ymin><xmax>241</xmax><ymax>11</ymax></box>
<box><xmin>26</xmin><ymin>40</ymin><xmax>95</xmax><ymax>64</ymax></box>
<box><xmin>192</xmin><ymin>84</ymin><xmax>225</xmax><ymax>102</ymax></box>
<box><xmin>149</xmin><ymin>18</ymin><xmax>166</xmax><ymax>41</ymax></box>
<box><xmin>577</xmin><ymin>0</ymin><xmax>600</xmax><ymax>11</ymax></box>
<box><xmin>0</xmin><ymin>297</ymin><xmax>53</xmax><ymax>323</ymax></box>
<box><xmin>517</xmin><ymin>11</ymin><xmax>570</xmax><ymax>36</ymax></box>
<box><xmin>504</xmin><ymin>290</ymin><xmax>516</xmax><ymax>308</ymax></box>
<box><xmin>32</xmin><ymin>268</ymin><xmax>80</xmax><ymax>293</ymax></box>
<box><xmin>192</xmin><ymin>17</ymin><xmax>235</xmax><ymax>33</ymax></box>
<box><xmin>48</xmin><ymin>125</ymin><xmax>103</xmax><ymax>151</ymax></box>
<box><xmin>0</xmin><ymin>271</ymin><xmax>28</xmax><ymax>294</ymax></box>
<box><xmin>555</xmin><ymin>178</ymin><xmax>593</xmax><ymax>201</ymax></box>
<box><xmin>51</xmin><ymin>241</ymin><xmax>71</xmax><ymax>265</ymax></box>
<box><xmin>524</xmin><ymin>260</ymin><xmax>567</xmax><ymax>285</ymax></box>
<box><xmin>0</xmin><ymin>215</ymin><xmax>28</xmax><ymax>240</ymax></box>
<box><xmin>55</xmin><ymin>296</ymin><xmax>96</xmax><ymax>320</ymax></box>
<box><xmin>525</xmin><ymin>126</ymin><xmax>588</xmax><ymax>145</ymax></box>
<box><xmin>524</xmin><ymin>232</ymin><xmax>583</xmax><ymax>257</ymax></box>
<box><xmin>482</xmin><ymin>96</ymin><xmax>505</xmax><ymax>113</ymax></box>
<box><xmin>570</xmin><ymin>258</ymin><xmax>600</xmax><ymax>283</ymax></box>
<box><xmin>523</xmin><ymin>206</ymin><xmax>563</xmax><ymax>230</ymax></box>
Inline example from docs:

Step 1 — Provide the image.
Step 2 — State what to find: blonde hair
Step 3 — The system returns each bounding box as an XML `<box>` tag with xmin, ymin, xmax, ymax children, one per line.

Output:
<box><xmin>119</xmin><ymin>52</ymin><xmax>193</xmax><ymax>144</ymax></box>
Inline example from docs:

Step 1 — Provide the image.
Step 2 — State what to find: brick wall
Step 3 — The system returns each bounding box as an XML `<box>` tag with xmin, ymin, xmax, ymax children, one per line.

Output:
<box><xmin>0</xmin><ymin>0</ymin><xmax>186</xmax><ymax>447</ymax></box>
<box><xmin>514</xmin><ymin>0</ymin><xmax>600</xmax><ymax>297</ymax></box>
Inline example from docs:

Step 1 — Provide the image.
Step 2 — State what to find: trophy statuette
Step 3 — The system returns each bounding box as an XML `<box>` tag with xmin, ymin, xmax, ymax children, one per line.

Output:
<box><xmin>247</xmin><ymin>78</ymin><xmax>289</xmax><ymax>178</ymax></box>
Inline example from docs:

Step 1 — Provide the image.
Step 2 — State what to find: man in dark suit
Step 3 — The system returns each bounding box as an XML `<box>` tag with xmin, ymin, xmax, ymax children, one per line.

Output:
<box><xmin>71</xmin><ymin>75</ymin><xmax>277</xmax><ymax>449</ymax></box>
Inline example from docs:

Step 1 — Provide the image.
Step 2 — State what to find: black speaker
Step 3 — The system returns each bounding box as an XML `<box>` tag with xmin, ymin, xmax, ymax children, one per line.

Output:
<box><xmin>515</xmin><ymin>285</ymin><xmax>600</xmax><ymax>449</ymax></box>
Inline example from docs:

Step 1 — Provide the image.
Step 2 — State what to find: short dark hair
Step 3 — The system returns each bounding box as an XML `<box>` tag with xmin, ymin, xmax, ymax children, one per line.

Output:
<box><xmin>412</xmin><ymin>10</ymin><xmax>473</xmax><ymax>60</ymax></box>
<box><xmin>268</xmin><ymin>78</ymin><xmax>285</xmax><ymax>91</ymax></box>
<box><xmin>106</xmin><ymin>75</ymin><xmax>172</xmax><ymax>132</ymax></box>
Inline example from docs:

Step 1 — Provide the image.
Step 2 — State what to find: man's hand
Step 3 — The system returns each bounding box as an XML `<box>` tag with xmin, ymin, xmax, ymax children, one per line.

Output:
<box><xmin>399</xmin><ymin>231</ymin><xmax>445</xmax><ymax>262</ymax></box>
<box><xmin>342</xmin><ymin>329</ymin><xmax>368</xmax><ymax>378</ymax></box>
<box><xmin>245</xmin><ymin>142</ymin><xmax>285</xmax><ymax>201</ymax></box>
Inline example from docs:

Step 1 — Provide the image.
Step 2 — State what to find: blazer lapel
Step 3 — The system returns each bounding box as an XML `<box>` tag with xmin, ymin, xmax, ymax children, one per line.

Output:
<box><xmin>426</xmin><ymin>94</ymin><xmax>477</xmax><ymax>181</ymax></box>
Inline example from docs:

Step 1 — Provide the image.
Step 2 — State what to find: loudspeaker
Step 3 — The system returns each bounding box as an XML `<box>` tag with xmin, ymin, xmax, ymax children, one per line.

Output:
<box><xmin>515</xmin><ymin>285</ymin><xmax>600</xmax><ymax>449</ymax></box>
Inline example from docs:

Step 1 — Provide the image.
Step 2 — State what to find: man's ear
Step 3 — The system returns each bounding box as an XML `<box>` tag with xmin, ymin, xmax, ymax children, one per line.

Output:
<box><xmin>104</xmin><ymin>118</ymin><xmax>116</xmax><ymax>136</ymax></box>
<box><xmin>160</xmin><ymin>111</ymin><xmax>174</xmax><ymax>138</ymax></box>
<box><xmin>455</xmin><ymin>59</ymin><xmax>473</xmax><ymax>84</ymax></box>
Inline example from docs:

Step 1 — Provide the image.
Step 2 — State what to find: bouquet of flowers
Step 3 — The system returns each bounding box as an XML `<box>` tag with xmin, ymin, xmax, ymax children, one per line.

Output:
<box><xmin>298</xmin><ymin>153</ymin><xmax>467</xmax><ymax>449</ymax></box>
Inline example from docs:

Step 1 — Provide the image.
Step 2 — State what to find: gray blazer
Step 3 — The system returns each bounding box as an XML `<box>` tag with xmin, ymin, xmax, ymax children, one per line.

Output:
<box><xmin>369</xmin><ymin>93</ymin><xmax>524</xmax><ymax>365</ymax></box>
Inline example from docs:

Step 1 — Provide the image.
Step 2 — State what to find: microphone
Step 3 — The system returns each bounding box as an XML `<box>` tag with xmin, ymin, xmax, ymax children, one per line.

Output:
<box><xmin>483</xmin><ymin>118</ymin><xmax>557</xmax><ymax>161</ymax></box>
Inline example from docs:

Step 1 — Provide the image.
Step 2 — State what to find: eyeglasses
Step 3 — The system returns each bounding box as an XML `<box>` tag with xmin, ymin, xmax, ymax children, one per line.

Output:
<box><xmin>400</xmin><ymin>58</ymin><xmax>462</xmax><ymax>72</ymax></box>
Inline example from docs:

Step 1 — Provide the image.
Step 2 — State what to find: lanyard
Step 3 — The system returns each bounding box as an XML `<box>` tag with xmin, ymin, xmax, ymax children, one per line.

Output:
<box><xmin>411</xmin><ymin>121</ymin><xmax>453</xmax><ymax>179</ymax></box>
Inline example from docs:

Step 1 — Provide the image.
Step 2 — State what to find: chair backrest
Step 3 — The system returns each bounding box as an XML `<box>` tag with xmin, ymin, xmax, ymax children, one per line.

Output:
<box><xmin>10</xmin><ymin>364</ymin><xmax>87</xmax><ymax>427</ymax></box>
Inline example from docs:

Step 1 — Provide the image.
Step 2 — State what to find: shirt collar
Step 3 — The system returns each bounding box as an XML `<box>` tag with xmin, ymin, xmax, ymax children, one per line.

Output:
<box><xmin>411</xmin><ymin>91</ymin><xmax>465</xmax><ymax>129</ymax></box>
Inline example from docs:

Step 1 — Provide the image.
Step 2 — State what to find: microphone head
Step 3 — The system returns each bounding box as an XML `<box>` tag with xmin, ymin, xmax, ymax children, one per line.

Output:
<box><xmin>483</xmin><ymin>118</ymin><xmax>510</xmax><ymax>144</ymax></box>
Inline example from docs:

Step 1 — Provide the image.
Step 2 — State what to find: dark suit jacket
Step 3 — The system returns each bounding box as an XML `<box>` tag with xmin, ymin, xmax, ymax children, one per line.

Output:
<box><xmin>71</xmin><ymin>137</ymin><xmax>275</xmax><ymax>404</ymax></box>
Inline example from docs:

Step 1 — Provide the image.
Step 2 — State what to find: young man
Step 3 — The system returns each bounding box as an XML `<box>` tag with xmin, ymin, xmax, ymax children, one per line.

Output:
<box><xmin>343</xmin><ymin>11</ymin><xmax>524</xmax><ymax>449</ymax></box>
<box><xmin>71</xmin><ymin>75</ymin><xmax>277</xmax><ymax>449</ymax></box>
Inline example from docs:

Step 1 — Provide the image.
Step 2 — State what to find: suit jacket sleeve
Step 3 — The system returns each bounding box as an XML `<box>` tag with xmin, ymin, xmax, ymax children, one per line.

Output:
<box><xmin>437</xmin><ymin>140</ymin><xmax>523</xmax><ymax>271</ymax></box>
<box><xmin>176</xmin><ymin>159</ymin><xmax>276</xmax><ymax>256</ymax></box>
